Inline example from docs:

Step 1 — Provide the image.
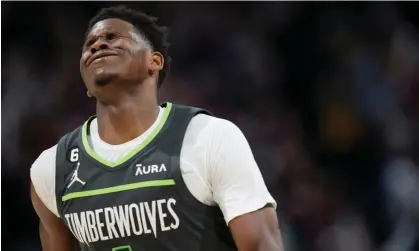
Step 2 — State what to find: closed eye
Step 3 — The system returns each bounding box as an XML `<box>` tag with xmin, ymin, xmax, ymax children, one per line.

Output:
<box><xmin>83</xmin><ymin>38</ymin><xmax>96</xmax><ymax>50</ymax></box>
<box><xmin>82</xmin><ymin>31</ymin><xmax>122</xmax><ymax>51</ymax></box>
<box><xmin>105</xmin><ymin>32</ymin><xmax>116</xmax><ymax>41</ymax></box>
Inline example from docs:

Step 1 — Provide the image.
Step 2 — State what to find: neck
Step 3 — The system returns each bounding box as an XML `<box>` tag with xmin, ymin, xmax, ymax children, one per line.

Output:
<box><xmin>96</xmin><ymin>88</ymin><xmax>159</xmax><ymax>145</ymax></box>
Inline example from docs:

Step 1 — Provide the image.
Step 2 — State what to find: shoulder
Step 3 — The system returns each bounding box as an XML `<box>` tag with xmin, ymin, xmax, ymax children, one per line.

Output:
<box><xmin>186</xmin><ymin>114</ymin><xmax>276</xmax><ymax>224</ymax></box>
<box><xmin>31</xmin><ymin>145</ymin><xmax>57</xmax><ymax>175</ymax></box>
<box><xmin>30</xmin><ymin>144</ymin><xmax>60</xmax><ymax>217</ymax></box>
<box><xmin>184</xmin><ymin>113</ymin><xmax>246</xmax><ymax>170</ymax></box>
<box><xmin>179</xmin><ymin>114</ymin><xmax>245</xmax><ymax>205</ymax></box>
<box><xmin>186</xmin><ymin>113</ymin><xmax>250</xmax><ymax>157</ymax></box>
<box><xmin>185</xmin><ymin>113</ymin><xmax>242</xmax><ymax>142</ymax></box>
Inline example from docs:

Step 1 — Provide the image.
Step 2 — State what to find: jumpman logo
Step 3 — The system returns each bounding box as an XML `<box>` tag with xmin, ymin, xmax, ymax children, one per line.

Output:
<box><xmin>67</xmin><ymin>162</ymin><xmax>86</xmax><ymax>189</ymax></box>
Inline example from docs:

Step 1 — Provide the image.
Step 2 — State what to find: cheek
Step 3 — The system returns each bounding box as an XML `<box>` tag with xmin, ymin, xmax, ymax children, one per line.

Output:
<box><xmin>80</xmin><ymin>53</ymin><xmax>89</xmax><ymax>72</ymax></box>
<box><xmin>81</xmin><ymin>52</ymin><xmax>90</xmax><ymax>63</ymax></box>
<box><xmin>127</xmin><ymin>56</ymin><xmax>147</xmax><ymax>76</ymax></box>
<box><xmin>79</xmin><ymin>62</ymin><xmax>84</xmax><ymax>76</ymax></box>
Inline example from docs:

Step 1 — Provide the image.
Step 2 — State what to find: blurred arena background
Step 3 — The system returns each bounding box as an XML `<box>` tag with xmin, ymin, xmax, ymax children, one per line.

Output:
<box><xmin>2</xmin><ymin>2</ymin><xmax>419</xmax><ymax>251</ymax></box>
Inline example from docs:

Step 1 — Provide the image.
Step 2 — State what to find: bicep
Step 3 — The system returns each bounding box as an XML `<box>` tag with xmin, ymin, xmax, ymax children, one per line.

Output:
<box><xmin>31</xmin><ymin>182</ymin><xmax>76</xmax><ymax>251</ymax></box>
<box><xmin>39</xmin><ymin>221</ymin><xmax>52</xmax><ymax>251</ymax></box>
<box><xmin>229</xmin><ymin>206</ymin><xmax>283</xmax><ymax>251</ymax></box>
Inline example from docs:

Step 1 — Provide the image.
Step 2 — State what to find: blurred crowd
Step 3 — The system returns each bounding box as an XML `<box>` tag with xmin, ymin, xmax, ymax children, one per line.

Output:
<box><xmin>2</xmin><ymin>2</ymin><xmax>419</xmax><ymax>251</ymax></box>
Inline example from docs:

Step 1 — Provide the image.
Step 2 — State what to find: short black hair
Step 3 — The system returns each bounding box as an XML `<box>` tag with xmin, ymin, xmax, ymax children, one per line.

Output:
<box><xmin>87</xmin><ymin>5</ymin><xmax>171</xmax><ymax>88</ymax></box>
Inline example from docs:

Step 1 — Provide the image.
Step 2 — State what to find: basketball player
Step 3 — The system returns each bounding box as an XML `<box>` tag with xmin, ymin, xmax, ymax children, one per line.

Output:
<box><xmin>30</xmin><ymin>6</ymin><xmax>283</xmax><ymax>251</ymax></box>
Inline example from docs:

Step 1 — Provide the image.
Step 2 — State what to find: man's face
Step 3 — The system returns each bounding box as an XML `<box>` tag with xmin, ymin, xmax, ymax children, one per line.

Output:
<box><xmin>80</xmin><ymin>18</ymin><xmax>150</xmax><ymax>90</ymax></box>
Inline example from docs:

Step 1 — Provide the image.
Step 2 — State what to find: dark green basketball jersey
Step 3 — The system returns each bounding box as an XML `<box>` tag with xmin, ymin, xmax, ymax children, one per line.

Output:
<box><xmin>55</xmin><ymin>103</ymin><xmax>237</xmax><ymax>251</ymax></box>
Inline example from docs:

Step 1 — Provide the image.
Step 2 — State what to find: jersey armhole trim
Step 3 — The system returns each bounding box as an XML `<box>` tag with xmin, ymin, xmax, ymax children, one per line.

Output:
<box><xmin>171</xmin><ymin>111</ymin><xmax>222</xmax><ymax>215</ymax></box>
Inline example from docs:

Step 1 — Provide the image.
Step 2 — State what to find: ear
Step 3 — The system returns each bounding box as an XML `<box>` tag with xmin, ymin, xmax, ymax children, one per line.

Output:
<box><xmin>149</xmin><ymin>51</ymin><xmax>164</xmax><ymax>72</ymax></box>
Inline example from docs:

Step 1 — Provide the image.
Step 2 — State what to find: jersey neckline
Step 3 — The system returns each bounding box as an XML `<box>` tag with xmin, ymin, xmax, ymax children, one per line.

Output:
<box><xmin>80</xmin><ymin>102</ymin><xmax>173</xmax><ymax>168</ymax></box>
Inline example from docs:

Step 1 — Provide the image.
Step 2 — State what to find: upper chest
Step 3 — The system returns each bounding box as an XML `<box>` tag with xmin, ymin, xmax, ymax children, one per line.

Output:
<box><xmin>64</xmin><ymin>147</ymin><xmax>175</xmax><ymax>190</ymax></box>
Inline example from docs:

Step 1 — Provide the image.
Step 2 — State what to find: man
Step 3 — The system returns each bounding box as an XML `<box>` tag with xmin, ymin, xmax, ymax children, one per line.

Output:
<box><xmin>30</xmin><ymin>6</ymin><xmax>283</xmax><ymax>251</ymax></box>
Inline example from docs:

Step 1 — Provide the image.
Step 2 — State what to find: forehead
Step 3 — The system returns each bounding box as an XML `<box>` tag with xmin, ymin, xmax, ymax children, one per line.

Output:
<box><xmin>88</xmin><ymin>18</ymin><xmax>134</xmax><ymax>36</ymax></box>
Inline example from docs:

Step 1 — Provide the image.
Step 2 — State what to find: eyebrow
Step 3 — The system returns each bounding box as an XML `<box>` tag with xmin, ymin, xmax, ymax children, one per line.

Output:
<box><xmin>85</xmin><ymin>27</ymin><xmax>120</xmax><ymax>40</ymax></box>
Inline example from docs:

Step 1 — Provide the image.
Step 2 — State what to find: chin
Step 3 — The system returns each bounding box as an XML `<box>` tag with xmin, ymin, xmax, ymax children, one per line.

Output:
<box><xmin>93</xmin><ymin>69</ymin><xmax>118</xmax><ymax>86</ymax></box>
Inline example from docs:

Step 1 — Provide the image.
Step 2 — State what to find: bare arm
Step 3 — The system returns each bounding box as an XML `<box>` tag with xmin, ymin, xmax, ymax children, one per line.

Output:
<box><xmin>229</xmin><ymin>206</ymin><xmax>283</xmax><ymax>251</ymax></box>
<box><xmin>39</xmin><ymin>221</ymin><xmax>50</xmax><ymax>251</ymax></box>
<box><xmin>31</xmin><ymin>182</ymin><xmax>77</xmax><ymax>251</ymax></box>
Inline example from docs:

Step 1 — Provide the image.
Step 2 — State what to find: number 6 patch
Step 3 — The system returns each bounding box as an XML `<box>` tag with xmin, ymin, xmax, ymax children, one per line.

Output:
<box><xmin>67</xmin><ymin>147</ymin><xmax>79</xmax><ymax>163</ymax></box>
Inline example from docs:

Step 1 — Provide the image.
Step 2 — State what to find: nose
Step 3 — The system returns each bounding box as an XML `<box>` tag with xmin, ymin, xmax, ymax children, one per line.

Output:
<box><xmin>90</xmin><ymin>38</ymin><xmax>110</xmax><ymax>54</ymax></box>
